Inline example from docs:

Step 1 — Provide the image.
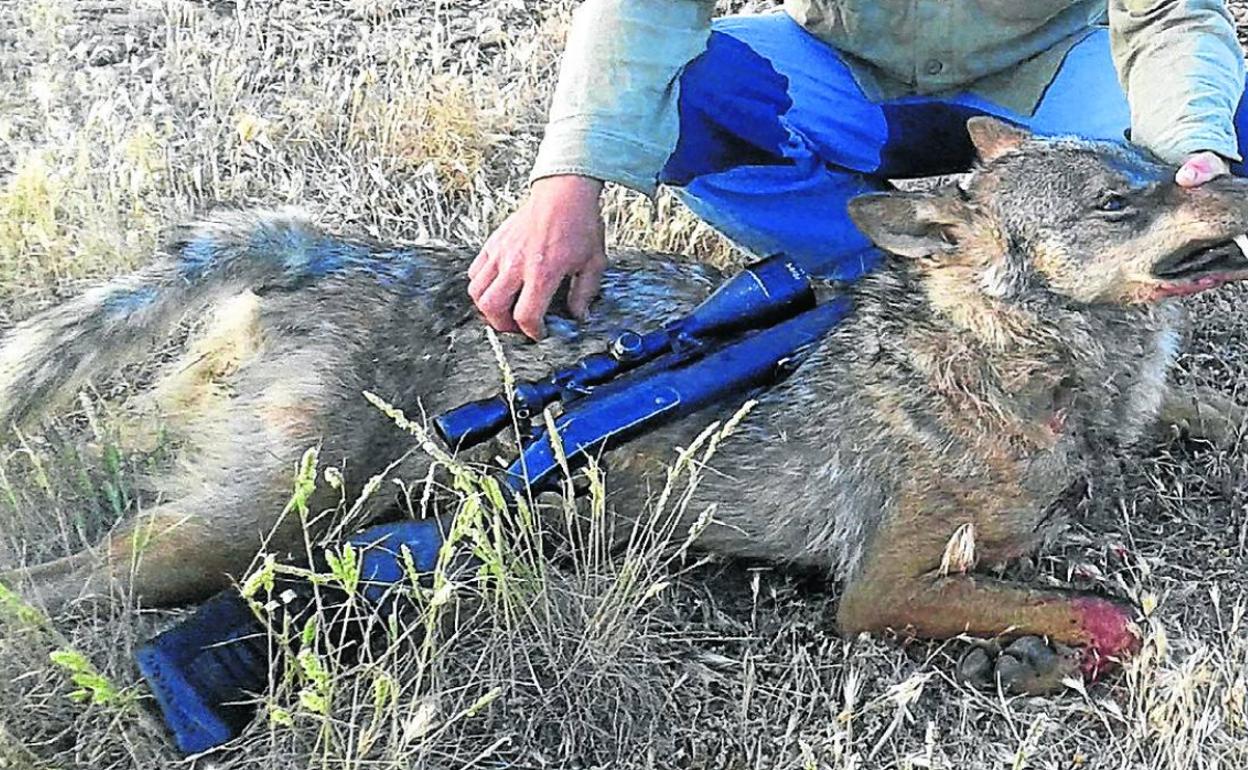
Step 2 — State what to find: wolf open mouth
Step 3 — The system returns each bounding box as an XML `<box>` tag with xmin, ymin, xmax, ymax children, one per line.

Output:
<box><xmin>1152</xmin><ymin>234</ymin><xmax>1248</xmax><ymax>280</ymax></box>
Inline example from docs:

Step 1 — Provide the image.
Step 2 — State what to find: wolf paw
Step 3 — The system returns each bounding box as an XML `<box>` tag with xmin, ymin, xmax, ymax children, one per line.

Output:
<box><xmin>1162</xmin><ymin>389</ymin><xmax>1246</xmax><ymax>448</ymax></box>
<box><xmin>956</xmin><ymin>636</ymin><xmax>1081</xmax><ymax>694</ymax></box>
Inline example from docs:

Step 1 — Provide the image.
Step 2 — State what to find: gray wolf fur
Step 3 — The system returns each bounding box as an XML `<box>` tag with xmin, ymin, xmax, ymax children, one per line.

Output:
<box><xmin>3</xmin><ymin>118</ymin><xmax>1247</xmax><ymax>692</ymax></box>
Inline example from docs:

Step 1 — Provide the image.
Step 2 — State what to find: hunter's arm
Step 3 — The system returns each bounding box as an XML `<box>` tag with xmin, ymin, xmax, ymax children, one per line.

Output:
<box><xmin>1109</xmin><ymin>0</ymin><xmax>1245</xmax><ymax>163</ymax></box>
<box><xmin>530</xmin><ymin>0</ymin><xmax>715</xmax><ymax>196</ymax></box>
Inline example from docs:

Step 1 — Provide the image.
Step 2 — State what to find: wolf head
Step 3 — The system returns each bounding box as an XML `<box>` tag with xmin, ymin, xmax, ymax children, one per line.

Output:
<box><xmin>849</xmin><ymin>116</ymin><xmax>1248</xmax><ymax>307</ymax></box>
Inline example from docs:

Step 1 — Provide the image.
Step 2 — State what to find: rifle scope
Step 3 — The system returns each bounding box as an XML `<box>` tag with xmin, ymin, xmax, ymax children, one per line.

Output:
<box><xmin>433</xmin><ymin>253</ymin><xmax>816</xmax><ymax>450</ymax></box>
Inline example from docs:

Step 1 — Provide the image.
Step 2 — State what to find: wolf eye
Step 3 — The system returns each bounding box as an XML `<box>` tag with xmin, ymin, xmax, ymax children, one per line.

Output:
<box><xmin>1097</xmin><ymin>193</ymin><xmax>1128</xmax><ymax>213</ymax></box>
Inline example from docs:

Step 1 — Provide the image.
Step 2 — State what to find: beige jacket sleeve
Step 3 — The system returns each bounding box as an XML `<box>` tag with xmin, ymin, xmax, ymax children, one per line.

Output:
<box><xmin>529</xmin><ymin>0</ymin><xmax>715</xmax><ymax>196</ymax></box>
<box><xmin>1110</xmin><ymin>0</ymin><xmax>1245</xmax><ymax>163</ymax></box>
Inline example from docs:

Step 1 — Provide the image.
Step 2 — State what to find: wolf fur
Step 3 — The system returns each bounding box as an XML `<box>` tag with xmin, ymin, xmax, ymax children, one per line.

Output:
<box><xmin>3</xmin><ymin>118</ymin><xmax>1247</xmax><ymax>692</ymax></box>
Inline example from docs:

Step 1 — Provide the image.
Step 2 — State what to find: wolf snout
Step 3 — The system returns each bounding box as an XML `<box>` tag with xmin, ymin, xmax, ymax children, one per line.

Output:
<box><xmin>1147</xmin><ymin>232</ymin><xmax>1248</xmax><ymax>299</ymax></box>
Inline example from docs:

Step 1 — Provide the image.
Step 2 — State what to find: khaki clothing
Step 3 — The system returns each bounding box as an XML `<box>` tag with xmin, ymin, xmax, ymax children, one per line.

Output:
<box><xmin>531</xmin><ymin>0</ymin><xmax>1245</xmax><ymax>195</ymax></box>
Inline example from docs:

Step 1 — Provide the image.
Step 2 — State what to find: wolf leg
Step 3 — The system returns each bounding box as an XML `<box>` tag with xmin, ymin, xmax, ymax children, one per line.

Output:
<box><xmin>1</xmin><ymin>548</ymin><xmax>97</xmax><ymax>594</ymax></box>
<box><xmin>837</xmin><ymin>561</ymin><xmax>1139</xmax><ymax>694</ymax></box>
<box><xmin>1158</xmin><ymin>386</ymin><xmax>1245</xmax><ymax>447</ymax></box>
<box><xmin>2</xmin><ymin>501</ymin><xmax>292</xmax><ymax>611</ymax></box>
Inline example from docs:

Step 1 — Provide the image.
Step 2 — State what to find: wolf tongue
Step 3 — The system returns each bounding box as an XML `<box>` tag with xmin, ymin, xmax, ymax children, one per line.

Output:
<box><xmin>1235</xmin><ymin>234</ymin><xmax>1248</xmax><ymax>261</ymax></box>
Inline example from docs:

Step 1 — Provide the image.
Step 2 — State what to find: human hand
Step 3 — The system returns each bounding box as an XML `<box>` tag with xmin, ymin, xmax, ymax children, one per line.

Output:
<box><xmin>1175</xmin><ymin>151</ymin><xmax>1231</xmax><ymax>188</ymax></box>
<box><xmin>468</xmin><ymin>175</ymin><xmax>607</xmax><ymax>339</ymax></box>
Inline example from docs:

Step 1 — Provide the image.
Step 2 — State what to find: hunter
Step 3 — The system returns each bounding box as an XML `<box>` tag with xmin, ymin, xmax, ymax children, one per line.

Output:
<box><xmin>467</xmin><ymin>0</ymin><xmax>1248</xmax><ymax>339</ymax></box>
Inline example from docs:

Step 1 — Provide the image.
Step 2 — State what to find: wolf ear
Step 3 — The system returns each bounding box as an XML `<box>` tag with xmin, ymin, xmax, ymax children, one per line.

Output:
<box><xmin>966</xmin><ymin>116</ymin><xmax>1030</xmax><ymax>162</ymax></box>
<box><xmin>847</xmin><ymin>190</ymin><xmax>974</xmax><ymax>260</ymax></box>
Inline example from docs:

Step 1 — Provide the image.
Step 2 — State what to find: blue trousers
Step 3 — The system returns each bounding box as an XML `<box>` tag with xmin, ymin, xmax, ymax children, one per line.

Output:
<box><xmin>658</xmin><ymin>14</ymin><xmax>1248</xmax><ymax>279</ymax></box>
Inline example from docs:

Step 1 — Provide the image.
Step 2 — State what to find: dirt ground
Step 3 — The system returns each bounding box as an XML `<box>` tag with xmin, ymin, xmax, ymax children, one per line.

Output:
<box><xmin>3</xmin><ymin>1</ymin><xmax>1248</xmax><ymax>768</ymax></box>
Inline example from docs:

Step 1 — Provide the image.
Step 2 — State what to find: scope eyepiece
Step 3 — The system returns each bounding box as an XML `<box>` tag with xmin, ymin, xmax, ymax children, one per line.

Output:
<box><xmin>432</xmin><ymin>397</ymin><xmax>513</xmax><ymax>450</ymax></box>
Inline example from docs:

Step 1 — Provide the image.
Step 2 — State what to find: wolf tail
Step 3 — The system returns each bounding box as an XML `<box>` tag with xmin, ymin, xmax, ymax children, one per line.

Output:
<box><xmin>0</xmin><ymin>207</ymin><xmax>361</xmax><ymax>430</ymax></box>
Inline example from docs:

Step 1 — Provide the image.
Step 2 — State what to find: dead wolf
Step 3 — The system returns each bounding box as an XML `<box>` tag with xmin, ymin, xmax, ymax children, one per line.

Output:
<box><xmin>2</xmin><ymin>118</ymin><xmax>1247</xmax><ymax>692</ymax></box>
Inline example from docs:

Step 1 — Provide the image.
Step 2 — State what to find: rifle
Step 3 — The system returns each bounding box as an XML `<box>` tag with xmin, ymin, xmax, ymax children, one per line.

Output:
<box><xmin>134</xmin><ymin>254</ymin><xmax>852</xmax><ymax>753</ymax></box>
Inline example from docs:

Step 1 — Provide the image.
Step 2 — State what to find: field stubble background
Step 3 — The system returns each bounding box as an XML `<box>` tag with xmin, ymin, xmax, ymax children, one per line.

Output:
<box><xmin>4</xmin><ymin>1</ymin><xmax>1248</xmax><ymax>768</ymax></box>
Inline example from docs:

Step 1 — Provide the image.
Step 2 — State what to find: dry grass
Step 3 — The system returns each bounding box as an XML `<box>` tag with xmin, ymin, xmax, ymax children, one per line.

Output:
<box><xmin>2</xmin><ymin>1</ymin><xmax>1248</xmax><ymax>768</ymax></box>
